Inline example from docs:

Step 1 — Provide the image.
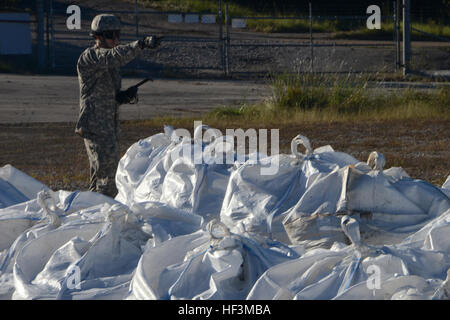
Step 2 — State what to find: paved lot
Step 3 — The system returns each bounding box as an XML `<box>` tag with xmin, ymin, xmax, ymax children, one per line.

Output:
<box><xmin>0</xmin><ymin>74</ymin><xmax>271</xmax><ymax>123</ymax></box>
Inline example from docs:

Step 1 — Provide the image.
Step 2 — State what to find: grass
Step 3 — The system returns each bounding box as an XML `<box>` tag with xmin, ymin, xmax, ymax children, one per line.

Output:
<box><xmin>0</xmin><ymin>0</ymin><xmax>33</xmax><ymax>12</ymax></box>
<box><xmin>0</xmin><ymin>60</ymin><xmax>14</xmax><ymax>73</ymax></box>
<box><xmin>203</xmin><ymin>73</ymin><xmax>450</xmax><ymax>126</ymax></box>
<box><xmin>333</xmin><ymin>21</ymin><xmax>450</xmax><ymax>41</ymax></box>
<box><xmin>2</xmin><ymin>73</ymin><xmax>449</xmax><ymax>191</ymax></box>
<box><xmin>137</xmin><ymin>0</ymin><xmax>450</xmax><ymax>40</ymax></box>
<box><xmin>140</xmin><ymin>0</ymin><xmax>253</xmax><ymax>15</ymax></box>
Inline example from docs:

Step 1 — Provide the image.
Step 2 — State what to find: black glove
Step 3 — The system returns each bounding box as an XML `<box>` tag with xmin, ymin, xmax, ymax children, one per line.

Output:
<box><xmin>116</xmin><ymin>86</ymin><xmax>138</xmax><ymax>104</ymax></box>
<box><xmin>138</xmin><ymin>35</ymin><xmax>163</xmax><ymax>49</ymax></box>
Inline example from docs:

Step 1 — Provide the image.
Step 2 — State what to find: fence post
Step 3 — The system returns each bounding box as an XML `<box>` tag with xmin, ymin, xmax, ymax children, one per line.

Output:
<box><xmin>135</xmin><ymin>0</ymin><xmax>140</xmax><ymax>71</ymax></box>
<box><xmin>395</xmin><ymin>0</ymin><xmax>401</xmax><ymax>72</ymax></box>
<box><xmin>49</xmin><ymin>0</ymin><xmax>55</xmax><ymax>70</ymax></box>
<box><xmin>225</xmin><ymin>3</ymin><xmax>230</xmax><ymax>77</ymax></box>
<box><xmin>309</xmin><ymin>2</ymin><xmax>314</xmax><ymax>73</ymax></box>
<box><xmin>36</xmin><ymin>0</ymin><xmax>45</xmax><ymax>72</ymax></box>
<box><xmin>393</xmin><ymin>1</ymin><xmax>397</xmax><ymax>72</ymax></box>
<box><xmin>219</xmin><ymin>0</ymin><xmax>224</xmax><ymax>73</ymax></box>
<box><xmin>402</xmin><ymin>0</ymin><xmax>411</xmax><ymax>76</ymax></box>
<box><xmin>135</xmin><ymin>0</ymin><xmax>139</xmax><ymax>39</ymax></box>
<box><xmin>46</xmin><ymin>0</ymin><xmax>50</xmax><ymax>71</ymax></box>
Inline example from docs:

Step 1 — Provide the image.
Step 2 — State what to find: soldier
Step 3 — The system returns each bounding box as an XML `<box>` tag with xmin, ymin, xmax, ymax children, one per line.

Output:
<box><xmin>75</xmin><ymin>14</ymin><xmax>161</xmax><ymax>197</ymax></box>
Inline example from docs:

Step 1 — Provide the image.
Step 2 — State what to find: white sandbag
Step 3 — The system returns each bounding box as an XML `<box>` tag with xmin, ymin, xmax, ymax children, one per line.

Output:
<box><xmin>130</xmin><ymin>201</ymin><xmax>204</xmax><ymax>243</ymax></box>
<box><xmin>129</xmin><ymin>220</ymin><xmax>299</xmax><ymax>300</ymax></box>
<box><xmin>116</xmin><ymin>125</ymin><xmax>235</xmax><ymax>223</ymax></box>
<box><xmin>115</xmin><ymin>126</ymin><xmax>176</xmax><ymax>205</ymax></box>
<box><xmin>12</xmin><ymin>203</ymin><xmax>151</xmax><ymax>300</ymax></box>
<box><xmin>283</xmin><ymin>164</ymin><xmax>450</xmax><ymax>247</ymax></box>
<box><xmin>12</xmin><ymin>222</ymin><xmax>104</xmax><ymax>299</ymax></box>
<box><xmin>0</xmin><ymin>165</ymin><xmax>50</xmax><ymax>206</ymax></box>
<box><xmin>333</xmin><ymin>210</ymin><xmax>450</xmax><ymax>300</ymax></box>
<box><xmin>0</xmin><ymin>190</ymin><xmax>121</xmax><ymax>299</ymax></box>
<box><xmin>247</xmin><ymin>215</ymin><xmax>449</xmax><ymax>300</ymax></box>
<box><xmin>220</xmin><ymin>134</ymin><xmax>360</xmax><ymax>242</ymax></box>
<box><xmin>0</xmin><ymin>179</ymin><xmax>29</xmax><ymax>209</ymax></box>
<box><xmin>116</xmin><ymin>124</ymin><xmax>201</xmax><ymax>207</ymax></box>
<box><xmin>334</xmin><ymin>275</ymin><xmax>444</xmax><ymax>300</ymax></box>
<box><xmin>399</xmin><ymin>208</ymin><xmax>450</xmax><ymax>252</ymax></box>
<box><xmin>442</xmin><ymin>176</ymin><xmax>450</xmax><ymax>198</ymax></box>
<box><xmin>0</xmin><ymin>190</ymin><xmax>119</xmax><ymax>255</ymax></box>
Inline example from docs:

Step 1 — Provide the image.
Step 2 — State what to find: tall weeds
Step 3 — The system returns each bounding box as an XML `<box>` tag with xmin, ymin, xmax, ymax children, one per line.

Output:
<box><xmin>206</xmin><ymin>72</ymin><xmax>450</xmax><ymax>125</ymax></box>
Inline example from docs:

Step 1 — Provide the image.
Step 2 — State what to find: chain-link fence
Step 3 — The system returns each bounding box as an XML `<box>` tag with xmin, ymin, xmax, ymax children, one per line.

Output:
<box><xmin>3</xmin><ymin>0</ymin><xmax>449</xmax><ymax>79</ymax></box>
<box><xmin>46</xmin><ymin>1</ymin><xmax>403</xmax><ymax>77</ymax></box>
<box><xmin>408</xmin><ymin>3</ymin><xmax>450</xmax><ymax>78</ymax></box>
<box><xmin>224</xmin><ymin>2</ymin><xmax>400</xmax><ymax>76</ymax></box>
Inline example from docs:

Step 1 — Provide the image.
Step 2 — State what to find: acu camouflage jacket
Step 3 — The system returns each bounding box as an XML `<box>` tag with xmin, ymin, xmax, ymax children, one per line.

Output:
<box><xmin>75</xmin><ymin>40</ymin><xmax>143</xmax><ymax>140</ymax></box>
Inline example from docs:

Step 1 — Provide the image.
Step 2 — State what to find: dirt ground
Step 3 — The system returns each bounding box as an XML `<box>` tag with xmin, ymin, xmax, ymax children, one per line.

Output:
<box><xmin>0</xmin><ymin>119</ymin><xmax>448</xmax><ymax>192</ymax></box>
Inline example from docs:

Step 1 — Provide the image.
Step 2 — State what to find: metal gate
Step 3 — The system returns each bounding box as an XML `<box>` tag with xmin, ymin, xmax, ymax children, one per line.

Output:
<box><xmin>222</xmin><ymin>1</ymin><xmax>401</xmax><ymax>77</ymax></box>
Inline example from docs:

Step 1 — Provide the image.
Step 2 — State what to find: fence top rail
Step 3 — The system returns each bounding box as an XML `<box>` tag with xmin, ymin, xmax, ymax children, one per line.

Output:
<box><xmin>53</xmin><ymin>35</ymin><xmax>221</xmax><ymax>43</ymax></box>
<box><xmin>0</xmin><ymin>19</ymin><xmax>36</xmax><ymax>23</ymax></box>
<box><xmin>229</xmin><ymin>43</ymin><xmax>395</xmax><ymax>48</ymax></box>
<box><xmin>231</xmin><ymin>15</ymin><xmax>394</xmax><ymax>20</ymax></box>
<box><xmin>53</xmin><ymin>9</ymin><xmax>219</xmax><ymax>15</ymax></box>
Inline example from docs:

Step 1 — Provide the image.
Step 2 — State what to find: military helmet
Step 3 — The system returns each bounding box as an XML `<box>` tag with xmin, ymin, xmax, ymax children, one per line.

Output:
<box><xmin>90</xmin><ymin>14</ymin><xmax>121</xmax><ymax>36</ymax></box>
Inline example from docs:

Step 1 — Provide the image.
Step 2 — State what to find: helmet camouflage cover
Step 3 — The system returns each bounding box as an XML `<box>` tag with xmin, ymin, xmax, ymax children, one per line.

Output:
<box><xmin>90</xmin><ymin>14</ymin><xmax>121</xmax><ymax>35</ymax></box>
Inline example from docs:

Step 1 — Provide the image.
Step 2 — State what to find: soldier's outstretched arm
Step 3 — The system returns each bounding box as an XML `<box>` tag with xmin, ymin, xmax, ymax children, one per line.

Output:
<box><xmin>80</xmin><ymin>40</ymin><xmax>143</xmax><ymax>70</ymax></box>
<box><xmin>79</xmin><ymin>37</ymin><xmax>163</xmax><ymax>70</ymax></box>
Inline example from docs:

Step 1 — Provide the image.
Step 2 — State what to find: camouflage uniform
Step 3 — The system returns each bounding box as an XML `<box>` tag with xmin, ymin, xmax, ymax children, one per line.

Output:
<box><xmin>76</xmin><ymin>40</ymin><xmax>143</xmax><ymax>197</ymax></box>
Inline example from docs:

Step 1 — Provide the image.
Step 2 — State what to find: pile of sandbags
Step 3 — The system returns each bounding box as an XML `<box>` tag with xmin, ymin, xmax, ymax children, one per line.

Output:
<box><xmin>0</xmin><ymin>125</ymin><xmax>448</xmax><ymax>300</ymax></box>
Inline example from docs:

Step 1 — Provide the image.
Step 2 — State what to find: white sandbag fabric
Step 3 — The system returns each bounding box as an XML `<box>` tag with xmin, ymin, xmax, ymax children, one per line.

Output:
<box><xmin>442</xmin><ymin>176</ymin><xmax>450</xmax><ymax>198</ymax></box>
<box><xmin>0</xmin><ymin>165</ymin><xmax>50</xmax><ymax>208</ymax></box>
<box><xmin>220</xmin><ymin>135</ymin><xmax>361</xmax><ymax>242</ymax></box>
<box><xmin>247</xmin><ymin>214</ymin><xmax>450</xmax><ymax>300</ymax></box>
<box><xmin>129</xmin><ymin>220</ymin><xmax>299</xmax><ymax>300</ymax></box>
<box><xmin>0</xmin><ymin>127</ymin><xmax>449</xmax><ymax>301</ymax></box>
<box><xmin>115</xmin><ymin>126</ymin><xmax>176</xmax><ymax>206</ymax></box>
<box><xmin>130</xmin><ymin>201</ymin><xmax>204</xmax><ymax>243</ymax></box>
<box><xmin>116</xmin><ymin>125</ymin><xmax>234</xmax><ymax>223</ymax></box>
<box><xmin>0</xmin><ymin>190</ymin><xmax>119</xmax><ymax>262</ymax></box>
<box><xmin>283</xmin><ymin>165</ymin><xmax>450</xmax><ymax>248</ymax></box>
<box><xmin>0</xmin><ymin>190</ymin><xmax>121</xmax><ymax>299</ymax></box>
<box><xmin>12</xmin><ymin>203</ymin><xmax>151</xmax><ymax>300</ymax></box>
